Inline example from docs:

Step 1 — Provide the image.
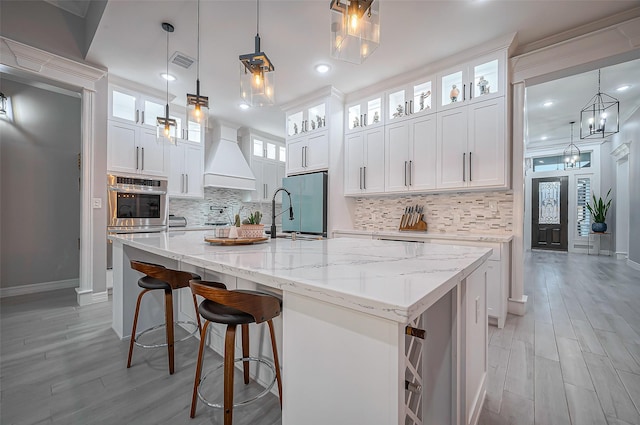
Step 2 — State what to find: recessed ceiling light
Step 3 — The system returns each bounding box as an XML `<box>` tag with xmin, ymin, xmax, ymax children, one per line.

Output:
<box><xmin>161</xmin><ymin>73</ymin><xmax>176</xmax><ymax>81</ymax></box>
<box><xmin>543</xmin><ymin>101</ymin><xmax>553</xmax><ymax>107</ymax></box>
<box><xmin>315</xmin><ymin>64</ymin><xmax>331</xmax><ymax>74</ymax></box>
<box><xmin>617</xmin><ymin>85</ymin><xmax>631</xmax><ymax>92</ymax></box>
<box><xmin>239</xmin><ymin>103</ymin><xmax>250</xmax><ymax>110</ymax></box>
<box><xmin>541</xmin><ymin>136</ymin><xmax>548</xmax><ymax>140</ymax></box>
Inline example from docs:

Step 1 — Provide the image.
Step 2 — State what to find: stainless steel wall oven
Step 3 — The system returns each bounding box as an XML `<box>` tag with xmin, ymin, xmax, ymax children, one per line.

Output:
<box><xmin>107</xmin><ymin>174</ymin><xmax>167</xmax><ymax>268</ymax></box>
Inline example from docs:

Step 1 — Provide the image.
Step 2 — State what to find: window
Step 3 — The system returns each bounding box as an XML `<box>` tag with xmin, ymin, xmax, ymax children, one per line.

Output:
<box><xmin>279</xmin><ymin>146</ymin><xmax>286</xmax><ymax>162</ymax></box>
<box><xmin>532</xmin><ymin>152</ymin><xmax>591</xmax><ymax>172</ymax></box>
<box><xmin>266</xmin><ymin>142</ymin><xmax>276</xmax><ymax>160</ymax></box>
<box><xmin>253</xmin><ymin>139</ymin><xmax>264</xmax><ymax>157</ymax></box>
<box><xmin>577</xmin><ymin>177</ymin><xmax>591</xmax><ymax>237</ymax></box>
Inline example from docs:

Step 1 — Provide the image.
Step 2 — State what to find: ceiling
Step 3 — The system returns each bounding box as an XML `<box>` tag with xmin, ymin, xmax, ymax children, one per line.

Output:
<box><xmin>83</xmin><ymin>0</ymin><xmax>640</xmax><ymax>140</ymax></box>
<box><xmin>526</xmin><ymin>58</ymin><xmax>640</xmax><ymax>151</ymax></box>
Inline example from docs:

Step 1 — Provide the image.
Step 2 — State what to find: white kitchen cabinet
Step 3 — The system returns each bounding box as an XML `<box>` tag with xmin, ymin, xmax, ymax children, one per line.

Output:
<box><xmin>344</xmin><ymin>127</ymin><xmax>385</xmax><ymax>195</ymax></box>
<box><xmin>239</xmin><ymin>130</ymin><xmax>287</xmax><ymax>203</ymax></box>
<box><xmin>109</xmin><ymin>86</ymin><xmax>166</xmax><ymax>128</ymax></box>
<box><xmin>437</xmin><ymin>50</ymin><xmax>506</xmax><ymax>112</ymax></box>
<box><xmin>463</xmin><ymin>263</ymin><xmax>488</xmax><ymax>425</ymax></box>
<box><xmin>168</xmin><ymin>142</ymin><xmax>203</xmax><ymax>198</ymax></box>
<box><xmin>386</xmin><ymin>75</ymin><xmax>435</xmax><ymax>124</ymax></box>
<box><xmin>436</xmin><ymin>98</ymin><xmax>506</xmax><ymax>190</ymax></box>
<box><xmin>385</xmin><ymin>114</ymin><xmax>437</xmax><ymax>193</ymax></box>
<box><xmin>286</xmin><ymin>101</ymin><xmax>326</xmax><ymax>138</ymax></box>
<box><xmin>286</xmin><ymin>130</ymin><xmax>329</xmax><ymax>175</ymax></box>
<box><xmin>107</xmin><ymin>120</ymin><xmax>167</xmax><ymax>177</ymax></box>
<box><xmin>345</xmin><ymin>94</ymin><xmax>384</xmax><ymax>134</ymax></box>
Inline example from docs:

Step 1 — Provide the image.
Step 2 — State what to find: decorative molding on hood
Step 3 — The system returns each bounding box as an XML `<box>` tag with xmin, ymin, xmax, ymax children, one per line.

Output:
<box><xmin>204</xmin><ymin>121</ymin><xmax>256</xmax><ymax>191</ymax></box>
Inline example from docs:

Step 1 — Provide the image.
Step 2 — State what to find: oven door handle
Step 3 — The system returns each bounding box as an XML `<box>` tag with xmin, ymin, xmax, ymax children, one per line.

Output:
<box><xmin>108</xmin><ymin>186</ymin><xmax>167</xmax><ymax>195</ymax></box>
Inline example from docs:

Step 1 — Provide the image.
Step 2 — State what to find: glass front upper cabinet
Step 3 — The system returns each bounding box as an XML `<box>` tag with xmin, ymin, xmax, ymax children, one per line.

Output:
<box><xmin>110</xmin><ymin>87</ymin><xmax>165</xmax><ymax>128</ymax></box>
<box><xmin>286</xmin><ymin>102</ymin><xmax>326</xmax><ymax>137</ymax></box>
<box><xmin>438</xmin><ymin>51</ymin><xmax>504</xmax><ymax>110</ymax></box>
<box><xmin>386</xmin><ymin>77</ymin><xmax>434</xmax><ymax>124</ymax></box>
<box><xmin>346</xmin><ymin>95</ymin><xmax>383</xmax><ymax>133</ymax></box>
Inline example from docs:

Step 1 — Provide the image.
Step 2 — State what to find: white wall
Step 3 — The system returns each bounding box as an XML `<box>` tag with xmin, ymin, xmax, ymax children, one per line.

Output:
<box><xmin>0</xmin><ymin>79</ymin><xmax>81</xmax><ymax>289</ymax></box>
<box><xmin>610</xmin><ymin>106</ymin><xmax>640</xmax><ymax>265</ymax></box>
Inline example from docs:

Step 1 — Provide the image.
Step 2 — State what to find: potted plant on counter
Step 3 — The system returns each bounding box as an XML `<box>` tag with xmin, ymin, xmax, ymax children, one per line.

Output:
<box><xmin>587</xmin><ymin>188</ymin><xmax>612</xmax><ymax>233</ymax></box>
<box><xmin>240</xmin><ymin>211</ymin><xmax>265</xmax><ymax>238</ymax></box>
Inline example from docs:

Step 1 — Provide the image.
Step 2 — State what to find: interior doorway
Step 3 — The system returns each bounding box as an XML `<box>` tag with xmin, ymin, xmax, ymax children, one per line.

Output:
<box><xmin>531</xmin><ymin>176</ymin><xmax>568</xmax><ymax>251</ymax></box>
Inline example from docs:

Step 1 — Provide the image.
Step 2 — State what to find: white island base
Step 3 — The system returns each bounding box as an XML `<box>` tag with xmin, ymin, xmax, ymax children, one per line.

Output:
<box><xmin>110</xmin><ymin>232</ymin><xmax>490</xmax><ymax>425</ymax></box>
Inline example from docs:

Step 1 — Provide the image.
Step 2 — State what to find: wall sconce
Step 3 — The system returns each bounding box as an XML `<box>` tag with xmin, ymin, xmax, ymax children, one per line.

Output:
<box><xmin>330</xmin><ymin>0</ymin><xmax>380</xmax><ymax>64</ymax></box>
<box><xmin>239</xmin><ymin>0</ymin><xmax>275</xmax><ymax>107</ymax></box>
<box><xmin>0</xmin><ymin>92</ymin><xmax>7</xmax><ymax>115</ymax></box>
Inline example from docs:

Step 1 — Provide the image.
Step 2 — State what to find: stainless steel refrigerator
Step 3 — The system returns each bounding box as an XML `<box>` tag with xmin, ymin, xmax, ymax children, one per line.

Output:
<box><xmin>282</xmin><ymin>171</ymin><xmax>327</xmax><ymax>236</ymax></box>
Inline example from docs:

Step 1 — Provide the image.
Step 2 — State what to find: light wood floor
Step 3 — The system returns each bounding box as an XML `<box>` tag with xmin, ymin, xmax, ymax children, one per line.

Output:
<box><xmin>1</xmin><ymin>251</ymin><xmax>638</xmax><ymax>424</ymax></box>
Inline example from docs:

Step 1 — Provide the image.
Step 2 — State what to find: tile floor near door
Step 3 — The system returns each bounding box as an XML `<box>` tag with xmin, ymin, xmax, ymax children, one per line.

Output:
<box><xmin>480</xmin><ymin>251</ymin><xmax>640</xmax><ymax>425</ymax></box>
<box><xmin>1</xmin><ymin>251</ymin><xmax>639</xmax><ymax>425</ymax></box>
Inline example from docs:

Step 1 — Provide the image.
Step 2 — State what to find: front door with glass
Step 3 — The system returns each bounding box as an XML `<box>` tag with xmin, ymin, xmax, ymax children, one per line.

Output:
<box><xmin>532</xmin><ymin>177</ymin><xmax>568</xmax><ymax>251</ymax></box>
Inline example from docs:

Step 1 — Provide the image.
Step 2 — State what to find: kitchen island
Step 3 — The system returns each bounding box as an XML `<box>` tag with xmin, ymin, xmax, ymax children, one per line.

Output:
<box><xmin>110</xmin><ymin>230</ymin><xmax>492</xmax><ymax>425</ymax></box>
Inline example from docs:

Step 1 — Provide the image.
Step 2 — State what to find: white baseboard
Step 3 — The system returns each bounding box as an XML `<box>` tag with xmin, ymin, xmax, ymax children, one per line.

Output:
<box><xmin>508</xmin><ymin>295</ymin><xmax>528</xmax><ymax>316</ymax></box>
<box><xmin>0</xmin><ymin>278</ymin><xmax>79</xmax><ymax>298</ymax></box>
<box><xmin>616</xmin><ymin>252</ymin><xmax>628</xmax><ymax>260</ymax></box>
<box><xmin>76</xmin><ymin>288</ymin><xmax>109</xmax><ymax>306</ymax></box>
<box><xmin>628</xmin><ymin>259</ymin><xmax>640</xmax><ymax>272</ymax></box>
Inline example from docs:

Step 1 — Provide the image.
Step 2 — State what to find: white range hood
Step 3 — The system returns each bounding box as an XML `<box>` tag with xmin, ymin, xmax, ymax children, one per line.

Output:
<box><xmin>204</xmin><ymin>122</ymin><xmax>255</xmax><ymax>191</ymax></box>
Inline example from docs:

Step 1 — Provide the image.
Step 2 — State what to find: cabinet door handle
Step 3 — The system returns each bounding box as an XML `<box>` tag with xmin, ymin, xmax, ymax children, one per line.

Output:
<box><xmin>409</xmin><ymin>100</ymin><xmax>413</xmax><ymax>114</ymax></box>
<box><xmin>136</xmin><ymin>146</ymin><xmax>139</xmax><ymax>169</ymax></box>
<box><xmin>409</xmin><ymin>160</ymin><xmax>412</xmax><ymax>186</ymax></box>
<box><xmin>463</xmin><ymin>84</ymin><xmax>466</xmax><ymax>101</ymax></box>
<box><xmin>180</xmin><ymin>174</ymin><xmax>184</xmax><ymax>193</ymax></box>
<box><xmin>186</xmin><ymin>174</ymin><xmax>189</xmax><ymax>192</ymax></box>
<box><xmin>359</xmin><ymin>167</ymin><xmax>362</xmax><ymax>190</ymax></box>
<box><xmin>141</xmin><ymin>110</ymin><xmax>145</xmax><ymax>124</ymax></box>
<box><xmin>469</xmin><ymin>152</ymin><xmax>472</xmax><ymax>182</ymax></box>
<box><xmin>463</xmin><ymin>153</ymin><xmax>466</xmax><ymax>182</ymax></box>
<box><xmin>364</xmin><ymin>113</ymin><xmax>367</xmax><ymax>126</ymax></box>
<box><xmin>470</xmin><ymin>82</ymin><xmax>473</xmax><ymax>99</ymax></box>
<box><xmin>363</xmin><ymin>166</ymin><xmax>366</xmax><ymax>190</ymax></box>
<box><xmin>141</xmin><ymin>147</ymin><xmax>144</xmax><ymax>170</ymax></box>
<box><xmin>135</xmin><ymin>110</ymin><xmax>139</xmax><ymax>124</ymax></box>
<box><xmin>404</xmin><ymin>101</ymin><xmax>408</xmax><ymax>116</ymax></box>
<box><xmin>404</xmin><ymin>161</ymin><xmax>408</xmax><ymax>186</ymax></box>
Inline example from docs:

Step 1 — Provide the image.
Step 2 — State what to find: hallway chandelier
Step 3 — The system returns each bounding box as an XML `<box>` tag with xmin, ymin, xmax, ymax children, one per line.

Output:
<box><xmin>157</xmin><ymin>22</ymin><xmax>178</xmax><ymax>143</ymax></box>
<box><xmin>330</xmin><ymin>0</ymin><xmax>380</xmax><ymax>64</ymax></box>
<box><xmin>563</xmin><ymin>121</ymin><xmax>581</xmax><ymax>170</ymax></box>
<box><xmin>580</xmin><ymin>69</ymin><xmax>619</xmax><ymax>139</ymax></box>
<box><xmin>186</xmin><ymin>0</ymin><xmax>209</xmax><ymax>130</ymax></box>
<box><xmin>239</xmin><ymin>0</ymin><xmax>275</xmax><ymax>107</ymax></box>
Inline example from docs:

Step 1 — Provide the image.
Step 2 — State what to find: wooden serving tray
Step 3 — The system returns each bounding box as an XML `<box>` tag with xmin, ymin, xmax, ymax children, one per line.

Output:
<box><xmin>204</xmin><ymin>236</ymin><xmax>268</xmax><ymax>246</ymax></box>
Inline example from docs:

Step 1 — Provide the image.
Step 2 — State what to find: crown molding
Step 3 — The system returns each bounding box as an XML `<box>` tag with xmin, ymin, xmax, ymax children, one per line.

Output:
<box><xmin>1</xmin><ymin>37</ymin><xmax>106</xmax><ymax>90</ymax></box>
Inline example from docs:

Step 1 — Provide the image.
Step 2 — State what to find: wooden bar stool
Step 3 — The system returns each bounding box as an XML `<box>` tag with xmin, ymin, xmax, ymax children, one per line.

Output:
<box><xmin>189</xmin><ymin>280</ymin><xmax>283</xmax><ymax>424</ymax></box>
<box><xmin>127</xmin><ymin>260</ymin><xmax>203</xmax><ymax>375</ymax></box>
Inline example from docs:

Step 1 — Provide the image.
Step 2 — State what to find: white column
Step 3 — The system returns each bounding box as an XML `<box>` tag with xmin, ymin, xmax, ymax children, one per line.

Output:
<box><xmin>508</xmin><ymin>81</ymin><xmax>527</xmax><ymax>316</ymax></box>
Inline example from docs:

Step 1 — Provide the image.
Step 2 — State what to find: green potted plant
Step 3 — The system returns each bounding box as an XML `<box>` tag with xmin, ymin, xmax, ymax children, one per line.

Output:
<box><xmin>586</xmin><ymin>188</ymin><xmax>612</xmax><ymax>233</ymax></box>
<box><xmin>240</xmin><ymin>211</ymin><xmax>264</xmax><ymax>238</ymax></box>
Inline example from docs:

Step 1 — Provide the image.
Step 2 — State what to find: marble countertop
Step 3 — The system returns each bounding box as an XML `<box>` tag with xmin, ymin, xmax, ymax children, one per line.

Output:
<box><xmin>333</xmin><ymin>229</ymin><xmax>513</xmax><ymax>243</ymax></box>
<box><xmin>110</xmin><ymin>231</ymin><xmax>491</xmax><ymax>323</ymax></box>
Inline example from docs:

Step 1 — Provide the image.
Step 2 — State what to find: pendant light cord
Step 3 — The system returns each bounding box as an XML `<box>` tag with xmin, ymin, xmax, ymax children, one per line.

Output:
<box><xmin>256</xmin><ymin>0</ymin><xmax>260</xmax><ymax>36</ymax></box>
<box><xmin>197</xmin><ymin>0</ymin><xmax>200</xmax><ymax>81</ymax></box>
<box><xmin>166</xmin><ymin>26</ymin><xmax>169</xmax><ymax>109</ymax></box>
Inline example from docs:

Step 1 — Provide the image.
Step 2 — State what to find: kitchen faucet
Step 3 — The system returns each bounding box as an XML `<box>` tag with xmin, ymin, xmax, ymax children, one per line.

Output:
<box><xmin>271</xmin><ymin>187</ymin><xmax>294</xmax><ymax>239</ymax></box>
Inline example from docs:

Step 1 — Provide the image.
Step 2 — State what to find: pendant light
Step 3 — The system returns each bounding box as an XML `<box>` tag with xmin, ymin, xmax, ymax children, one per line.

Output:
<box><xmin>564</xmin><ymin>121</ymin><xmax>581</xmax><ymax>170</ymax></box>
<box><xmin>330</xmin><ymin>0</ymin><xmax>380</xmax><ymax>64</ymax></box>
<box><xmin>157</xmin><ymin>22</ymin><xmax>178</xmax><ymax>143</ymax></box>
<box><xmin>186</xmin><ymin>0</ymin><xmax>209</xmax><ymax>132</ymax></box>
<box><xmin>239</xmin><ymin>0</ymin><xmax>275</xmax><ymax>107</ymax></box>
<box><xmin>580</xmin><ymin>69</ymin><xmax>619</xmax><ymax>139</ymax></box>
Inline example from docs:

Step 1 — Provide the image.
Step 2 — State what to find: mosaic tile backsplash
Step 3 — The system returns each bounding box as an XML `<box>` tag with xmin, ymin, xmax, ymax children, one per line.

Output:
<box><xmin>169</xmin><ymin>187</ymin><xmax>281</xmax><ymax>226</ymax></box>
<box><xmin>353</xmin><ymin>191</ymin><xmax>513</xmax><ymax>234</ymax></box>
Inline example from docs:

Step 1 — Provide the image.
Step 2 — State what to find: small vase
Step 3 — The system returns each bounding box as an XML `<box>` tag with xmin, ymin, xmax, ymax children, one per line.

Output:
<box><xmin>592</xmin><ymin>222</ymin><xmax>607</xmax><ymax>233</ymax></box>
<box><xmin>228</xmin><ymin>226</ymin><xmax>239</xmax><ymax>239</ymax></box>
